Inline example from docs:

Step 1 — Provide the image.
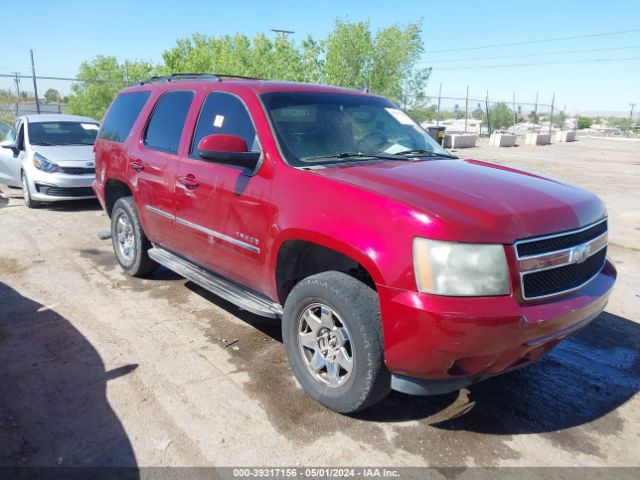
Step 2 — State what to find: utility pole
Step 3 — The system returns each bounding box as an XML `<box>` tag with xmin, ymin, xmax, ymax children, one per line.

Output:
<box><xmin>269</xmin><ymin>29</ymin><xmax>295</xmax><ymax>80</ymax></box>
<box><xmin>436</xmin><ymin>83</ymin><xmax>442</xmax><ymax>127</ymax></box>
<box><xmin>512</xmin><ymin>91</ymin><xmax>516</xmax><ymax>133</ymax></box>
<box><xmin>485</xmin><ymin>90</ymin><xmax>491</xmax><ymax>135</ymax></box>
<box><xmin>13</xmin><ymin>72</ymin><xmax>21</xmax><ymax>115</ymax></box>
<box><xmin>30</xmin><ymin>49</ymin><xmax>41</xmax><ymax>114</ymax></box>
<box><xmin>271</xmin><ymin>29</ymin><xmax>294</xmax><ymax>39</ymax></box>
<box><xmin>533</xmin><ymin>91</ymin><xmax>539</xmax><ymax>129</ymax></box>
<box><xmin>628</xmin><ymin>103</ymin><xmax>636</xmax><ymax>137</ymax></box>
<box><xmin>549</xmin><ymin>93</ymin><xmax>555</xmax><ymax>135</ymax></box>
<box><xmin>125</xmin><ymin>61</ymin><xmax>130</xmax><ymax>85</ymax></box>
<box><xmin>464</xmin><ymin>85</ymin><xmax>469</xmax><ymax>133</ymax></box>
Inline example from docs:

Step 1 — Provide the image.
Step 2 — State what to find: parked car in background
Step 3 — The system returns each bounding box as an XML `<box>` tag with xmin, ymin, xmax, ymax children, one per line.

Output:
<box><xmin>94</xmin><ymin>74</ymin><xmax>616</xmax><ymax>413</ymax></box>
<box><xmin>0</xmin><ymin>114</ymin><xmax>99</xmax><ymax>207</ymax></box>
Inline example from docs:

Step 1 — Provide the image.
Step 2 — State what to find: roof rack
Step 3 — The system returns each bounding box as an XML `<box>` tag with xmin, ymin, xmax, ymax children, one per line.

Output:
<box><xmin>138</xmin><ymin>73</ymin><xmax>266</xmax><ymax>85</ymax></box>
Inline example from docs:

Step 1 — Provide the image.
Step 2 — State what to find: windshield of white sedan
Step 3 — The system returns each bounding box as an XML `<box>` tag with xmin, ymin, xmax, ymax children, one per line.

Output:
<box><xmin>28</xmin><ymin>121</ymin><xmax>99</xmax><ymax>146</ymax></box>
<box><xmin>261</xmin><ymin>92</ymin><xmax>449</xmax><ymax>166</ymax></box>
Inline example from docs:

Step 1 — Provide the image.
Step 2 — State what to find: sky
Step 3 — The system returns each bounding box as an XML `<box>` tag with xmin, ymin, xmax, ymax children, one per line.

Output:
<box><xmin>0</xmin><ymin>0</ymin><xmax>638</xmax><ymax>114</ymax></box>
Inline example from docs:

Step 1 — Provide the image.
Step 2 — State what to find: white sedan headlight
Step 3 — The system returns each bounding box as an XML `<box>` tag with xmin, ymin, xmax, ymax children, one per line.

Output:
<box><xmin>413</xmin><ymin>238</ymin><xmax>510</xmax><ymax>296</ymax></box>
<box><xmin>33</xmin><ymin>152</ymin><xmax>58</xmax><ymax>173</ymax></box>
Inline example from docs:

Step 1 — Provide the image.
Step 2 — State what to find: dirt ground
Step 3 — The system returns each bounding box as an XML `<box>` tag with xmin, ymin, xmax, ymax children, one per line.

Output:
<box><xmin>0</xmin><ymin>137</ymin><xmax>638</xmax><ymax>469</ymax></box>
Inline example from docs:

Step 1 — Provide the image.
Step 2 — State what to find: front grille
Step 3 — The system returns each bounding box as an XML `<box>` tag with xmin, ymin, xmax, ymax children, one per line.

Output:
<box><xmin>57</xmin><ymin>166</ymin><xmax>95</xmax><ymax>175</ymax></box>
<box><xmin>35</xmin><ymin>185</ymin><xmax>95</xmax><ymax>197</ymax></box>
<box><xmin>522</xmin><ymin>248</ymin><xmax>607</xmax><ymax>298</ymax></box>
<box><xmin>516</xmin><ymin>220</ymin><xmax>607</xmax><ymax>257</ymax></box>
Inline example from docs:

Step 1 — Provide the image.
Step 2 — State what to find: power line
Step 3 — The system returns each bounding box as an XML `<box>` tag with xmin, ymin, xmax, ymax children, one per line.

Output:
<box><xmin>0</xmin><ymin>73</ymin><xmax>125</xmax><ymax>84</ymax></box>
<box><xmin>426</xmin><ymin>44</ymin><xmax>640</xmax><ymax>64</ymax></box>
<box><xmin>428</xmin><ymin>28</ymin><xmax>640</xmax><ymax>54</ymax></box>
<box><xmin>435</xmin><ymin>56</ymin><xmax>640</xmax><ymax>71</ymax></box>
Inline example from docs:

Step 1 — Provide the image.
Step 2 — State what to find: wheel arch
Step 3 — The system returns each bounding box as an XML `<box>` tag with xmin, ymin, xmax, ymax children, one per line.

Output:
<box><xmin>273</xmin><ymin>232</ymin><xmax>385</xmax><ymax>304</ymax></box>
<box><xmin>104</xmin><ymin>178</ymin><xmax>133</xmax><ymax>218</ymax></box>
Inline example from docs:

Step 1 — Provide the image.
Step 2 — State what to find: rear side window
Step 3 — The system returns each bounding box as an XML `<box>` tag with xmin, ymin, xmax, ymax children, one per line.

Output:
<box><xmin>190</xmin><ymin>92</ymin><xmax>260</xmax><ymax>156</ymax></box>
<box><xmin>98</xmin><ymin>91</ymin><xmax>150</xmax><ymax>143</ymax></box>
<box><xmin>144</xmin><ymin>91</ymin><xmax>194</xmax><ymax>155</ymax></box>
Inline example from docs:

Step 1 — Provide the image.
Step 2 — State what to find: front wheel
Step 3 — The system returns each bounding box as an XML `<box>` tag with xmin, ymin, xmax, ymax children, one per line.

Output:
<box><xmin>22</xmin><ymin>172</ymin><xmax>41</xmax><ymax>209</ymax></box>
<box><xmin>111</xmin><ymin>197</ymin><xmax>156</xmax><ymax>277</ymax></box>
<box><xmin>282</xmin><ymin>271</ymin><xmax>390</xmax><ymax>413</ymax></box>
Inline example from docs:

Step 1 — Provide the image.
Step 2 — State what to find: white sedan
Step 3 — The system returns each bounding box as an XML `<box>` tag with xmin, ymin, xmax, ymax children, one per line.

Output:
<box><xmin>0</xmin><ymin>114</ymin><xmax>99</xmax><ymax>208</ymax></box>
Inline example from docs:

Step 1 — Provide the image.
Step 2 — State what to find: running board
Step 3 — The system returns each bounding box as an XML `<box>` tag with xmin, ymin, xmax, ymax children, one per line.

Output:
<box><xmin>148</xmin><ymin>247</ymin><xmax>283</xmax><ymax>318</ymax></box>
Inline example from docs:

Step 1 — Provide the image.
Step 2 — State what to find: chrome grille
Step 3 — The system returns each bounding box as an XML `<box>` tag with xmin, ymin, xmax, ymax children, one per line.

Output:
<box><xmin>515</xmin><ymin>219</ymin><xmax>608</xmax><ymax>300</ymax></box>
<box><xmin>57</xmin><ymin>166</ymin><xmax>95</xmax><ymax>175</ymax></box>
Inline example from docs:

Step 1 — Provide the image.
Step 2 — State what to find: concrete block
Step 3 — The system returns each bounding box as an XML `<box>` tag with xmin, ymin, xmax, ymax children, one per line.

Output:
<box><xmin>553</xmin><ymin>130</ymin><xmax>577</xmax><ymax>142</ymax></box>
<box><xmin>489</xmin><ymin>133</ymin><xmax>517</xmax><ymax>147</ymax></box>
<box><xmin>525</xmin><ymin>133</ymin><xmax>551</xmax><ymax>145</ymax></box>
<box><xmin>444</xmin><ymin>134</ymin><xmax>477</xmax><ymax>149</ymax></box>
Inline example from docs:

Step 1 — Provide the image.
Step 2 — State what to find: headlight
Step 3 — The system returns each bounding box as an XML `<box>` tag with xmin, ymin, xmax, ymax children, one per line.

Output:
<box><xmin>413</xmin><ymin>238</ymin><xmax>510</xmax><ymax>296</ymax></box>
<box><xmin>33</xmin><ymin>153</ymin><xmax>58</xmax><ymax>173</ymax></box>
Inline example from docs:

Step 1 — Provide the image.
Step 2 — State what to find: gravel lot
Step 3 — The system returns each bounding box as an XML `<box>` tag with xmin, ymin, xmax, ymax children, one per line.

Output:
<box><xmin>0</xmin><ymin>138</ymin><xmax>638</xmax><ymax>469</ymax></box>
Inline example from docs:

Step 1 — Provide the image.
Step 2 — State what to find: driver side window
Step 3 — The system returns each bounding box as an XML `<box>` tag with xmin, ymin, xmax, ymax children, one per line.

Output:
<box><xmin>190</xmin><ymin>92</ymin><xmax>260</xmax><ymax>158</ymax></box>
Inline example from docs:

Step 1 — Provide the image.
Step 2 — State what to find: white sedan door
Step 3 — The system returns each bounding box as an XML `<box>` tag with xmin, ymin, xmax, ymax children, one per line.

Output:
<box><xmin>0</xmin><ymin>120</ymin><xmax>22</xmax><ymax>187</ymax></box>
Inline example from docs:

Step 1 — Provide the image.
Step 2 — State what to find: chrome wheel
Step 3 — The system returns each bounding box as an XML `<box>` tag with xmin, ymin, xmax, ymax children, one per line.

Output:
<box><xmin>115</xmin><ymin>211</ymin><xmax>135</xmax><ymax>263</ymax></box>
<box><xmin>297</xmin><ymin>303</ymin><xmax>354</xmax><ymax>388</ymax></box>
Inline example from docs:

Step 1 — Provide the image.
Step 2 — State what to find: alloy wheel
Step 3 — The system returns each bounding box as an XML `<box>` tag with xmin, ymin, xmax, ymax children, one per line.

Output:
<box><xmin>297</xmin><ymin>303</ymin><xmax>354</xmax><ymax>387</ymax></box>
<box><xmin>115</xmin><ymin>211</ymin><xmax>135</xmax><ymax>264</ymax></box>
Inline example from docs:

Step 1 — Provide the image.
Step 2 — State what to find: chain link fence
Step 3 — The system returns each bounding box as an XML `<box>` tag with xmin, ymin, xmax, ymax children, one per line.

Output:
<box><xmin>0</xmin><ymin>73</ymin><xmax>636</xmax><ymax>140</ymax></box>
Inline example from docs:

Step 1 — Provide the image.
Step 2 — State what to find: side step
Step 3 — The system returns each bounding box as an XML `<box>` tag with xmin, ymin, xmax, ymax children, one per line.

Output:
<box><xmin>148</xmin><ymin>247</ymin><xmax>283</xmax><ymax>318</ymax></box>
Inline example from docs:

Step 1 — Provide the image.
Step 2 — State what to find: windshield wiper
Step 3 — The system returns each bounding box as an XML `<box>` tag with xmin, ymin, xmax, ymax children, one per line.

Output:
<box><xmin>303</xmin><ymin>152</ymin><xmax>416</xmax><ymax>162</ymax></box>
<box><xmin>31</xmin><ymin>142</ymin><xmax>55</xmax><ymax>146</ymax></box>
<box><xmin>394</xmin><ymin>149</ymin><xmax>459</xmax><ymax>159</ymax></box>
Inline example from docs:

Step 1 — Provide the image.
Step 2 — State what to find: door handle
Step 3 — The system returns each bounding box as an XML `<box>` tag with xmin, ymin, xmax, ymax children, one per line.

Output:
<box><xmin>178</xmin><ymin>174</ymin><xmax>199</xmax><ymax>189</ymax></box>
<box><xmin>130</xmin><ymin>161</ymin><xmax>144</xmax><ymax>172</ymax></box>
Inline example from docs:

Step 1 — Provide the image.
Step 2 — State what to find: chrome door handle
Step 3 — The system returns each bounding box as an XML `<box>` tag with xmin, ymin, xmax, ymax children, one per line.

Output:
<box><xmin>178</xmin><ymin>175</ymin><xmax>199</xmax><ymax>189</ymax></box>
<box><xmin>130</xmin><ymin>161</ymin><xmax>144</xmax><ymax>172</ymax></box>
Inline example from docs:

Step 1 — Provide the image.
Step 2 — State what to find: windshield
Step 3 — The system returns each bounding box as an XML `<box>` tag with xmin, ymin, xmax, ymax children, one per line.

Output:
<box><xmin>261</xmin><ymin>92</ymin><xmax>449</xmax><ymax>166</ymax></box>
<box><xmin>28</xmin><ymin>121</ymin><xmax>99</xmax><ymax>146</ymax></box>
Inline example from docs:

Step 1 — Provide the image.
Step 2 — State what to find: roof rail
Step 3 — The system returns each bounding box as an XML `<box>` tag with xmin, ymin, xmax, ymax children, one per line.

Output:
<box><xmin>138</xmin><ymin>73</ymin><xmax>266</xmax><ymax>85</ymax></box>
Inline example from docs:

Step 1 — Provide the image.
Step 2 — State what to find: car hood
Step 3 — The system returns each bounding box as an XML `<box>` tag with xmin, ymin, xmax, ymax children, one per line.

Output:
<box><xmin>310</xmin><ymin>158</ymin><xmax>606</xmax><ymax>243</ymax></box>
<box><xmin>32</xmin><ymin>145</ymin><xmax>95</xmax><ymax>165</ymax></box>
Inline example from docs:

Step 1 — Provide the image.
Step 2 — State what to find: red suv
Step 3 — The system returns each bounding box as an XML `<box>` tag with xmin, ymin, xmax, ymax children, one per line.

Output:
<box><xmin>94</xmin><ymin>74</ymin><xmax>616</xmax><ymax>413</ymax></box>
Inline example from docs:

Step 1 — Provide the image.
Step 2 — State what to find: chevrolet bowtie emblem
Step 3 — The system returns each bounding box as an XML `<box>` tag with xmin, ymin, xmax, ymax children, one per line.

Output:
<box><xmin>571</xmin><ymin>244</ymin><xmax>590</xmax><ymax>264</ymax></box>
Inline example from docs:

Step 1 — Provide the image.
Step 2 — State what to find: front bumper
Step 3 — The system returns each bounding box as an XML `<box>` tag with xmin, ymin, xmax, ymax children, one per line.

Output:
<box><xmin>27</xmin><ymin>169</ymin><xmax>96</xmax><ymax>202</ymax></box>
<box><xmin>378</xmin><ymin>259</ymin><xmax>616</xmax><ymax>394</ymax></box>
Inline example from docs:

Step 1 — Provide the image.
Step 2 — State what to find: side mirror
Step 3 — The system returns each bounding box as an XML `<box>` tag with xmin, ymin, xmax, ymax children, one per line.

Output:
<box><xmin>198</xmin><ymin>134</ymin><xmax>261</xmax><ymax>171</ymax></box>
<box><xmin>0</xmin><ymin>140</ymin><xmax>18</xmax><ymax>155</ymax></box>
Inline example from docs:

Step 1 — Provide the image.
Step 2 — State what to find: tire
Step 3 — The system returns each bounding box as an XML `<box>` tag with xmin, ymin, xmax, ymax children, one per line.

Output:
<box><xmin>282</xmin><ymin>271</ymin><xmax>390</xmax><ymax>413</ymax></box>
<box><xmin>22</xmin><ymin>171</ymin><xmax>41</xmax><ymax>209</ymax></box>
<box><xmin>111</xmin><ymin>197</ymin><xmax>156</xmax><ymax>277</ymax></box>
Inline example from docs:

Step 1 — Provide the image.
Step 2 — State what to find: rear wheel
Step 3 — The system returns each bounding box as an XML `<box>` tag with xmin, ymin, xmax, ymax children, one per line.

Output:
<box><xmin>22</xmin><ymin>172</ymin><xmax>41</xmax><ymax>209</ymax></box>
<box><xmin>282</xmin><ymin>271</ymin><xmax>390</xmax><ymax>413</ymax></box>
<box><xmin>111</xmin><ymin>197</ymin><xmax>156</xmax><ymax>276</ymax></box>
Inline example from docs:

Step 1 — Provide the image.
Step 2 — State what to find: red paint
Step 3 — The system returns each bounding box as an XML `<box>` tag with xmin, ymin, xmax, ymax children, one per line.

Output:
<box><xmin>93</xmin><ymin>79</ymin><xmax>616</xmax><ymax>383</ymax></box>
<box><xmin>198</xmin><ymin>133</ymin><xmax>248</xmax><ymax>153</ymax></box>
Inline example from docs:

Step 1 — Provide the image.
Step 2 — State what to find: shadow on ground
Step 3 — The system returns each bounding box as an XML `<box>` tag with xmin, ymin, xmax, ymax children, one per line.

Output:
<box><xmin>0</xmin><ymin>282</ymin><xmax>138</xmax><ymax>471</ymax></box>
<box><xmin>185</xmin><ymin>278</ymin><xmax>639</xmax><ymax>436</ymax></box>
<box><xmin>41</xmin><ymin>199</ymin><xmax>102</xmax><ymax>213</ymax></box>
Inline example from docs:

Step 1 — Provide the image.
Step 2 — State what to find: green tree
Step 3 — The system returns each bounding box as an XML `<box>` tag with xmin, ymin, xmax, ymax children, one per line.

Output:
<box><xmin>607</xmin><ymin>116</ymin><xmax>630</xmax><ymax>130</ymax></box>
<box><xmin>407</xmin><ymin>104</ymin><xmax>437</xmax><ymax>123</ymax></box>
<box><xmin>577</xmin><ymin>116</ymin><xmax>593</xmax><ymax>129</ymax></box>
<box><xmin>483</xmin><ymin>102</ymin><xmax>514</xmax><ymax>130</ymax></box>
<box><xmin>66</xmin><ymin>56</ymin><xmax>163</xmax><ymax>119</ymax></box>
<box><xmin>162</xmin><ymin>32</ymin><xmax>307</xmax><ymax>80</ymax></box>
<box><xmin>553</xmin><ymin>110</ymin><xmax>566</xmax><ymax>126</ymax></box>
<box><xmin>325</xmin><ymin>19</ymin><xmax>429</xmax><ymax>107</ymax></box>
<box><xmin>162</xmin><ymin>18</ymin><xmax>429</xmax><ymax>109</ymax></box>
<box><xmin>44</xmin><ymin>88</ymin><xmax>61</xmax><ymax>103</ymax></box>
